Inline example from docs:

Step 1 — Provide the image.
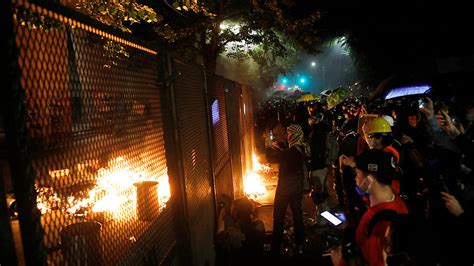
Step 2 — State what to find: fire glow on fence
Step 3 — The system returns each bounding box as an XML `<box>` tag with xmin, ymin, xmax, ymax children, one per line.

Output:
<box><xmin>243</xmin><ymin>154</ymin><xmax>270</xmax><ymax>199</ymax></box>
<box><xmin>36</xmin><ymin>157</ymin><xmax>171</xmax><ymax>221</ymax></box>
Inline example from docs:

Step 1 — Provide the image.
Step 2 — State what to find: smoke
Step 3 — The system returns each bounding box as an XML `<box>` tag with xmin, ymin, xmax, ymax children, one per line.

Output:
<box><xmin>215</xmin><ymin>56</ymin><xmax>263</xmax><ymax>86</ymax></box>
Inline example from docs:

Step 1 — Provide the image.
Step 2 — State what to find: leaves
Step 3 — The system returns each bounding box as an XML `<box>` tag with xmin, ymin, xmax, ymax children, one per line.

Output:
<box><xmin>77</xmin><ymin>0</ymin><xmax>162</xmax><ymax>33</ymax></box>
<box><xmin>13</xmin><ymin>4</ymin><xmax>64</xmax><ymax>32</ymax></box>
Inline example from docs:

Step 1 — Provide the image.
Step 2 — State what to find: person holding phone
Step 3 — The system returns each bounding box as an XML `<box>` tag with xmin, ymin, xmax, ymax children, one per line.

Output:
<box><xmin>332</xmin><ymin>149</ymin><xmax>408</xmax><ymax>266</ymax></box>
<box><xmin>266</xmin><ymin>124</ymin><xmax>309</xmax><ymax>257</ymax></box>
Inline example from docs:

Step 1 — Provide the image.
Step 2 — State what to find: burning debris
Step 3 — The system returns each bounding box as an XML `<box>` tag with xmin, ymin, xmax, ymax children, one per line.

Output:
<box><xmin>252</xmin><ymin>153</ymin><xmax>272</xmax><ymax>174</ymax></box>
<box><xmin>35</xmin><ymin>185</ymin><xmax>61</xmax><ymax>214</ymax></box>
<box><xmin>244</xmin><ymin>154</ymin><xmax>270</xmax><ymax>200</ymax></box>
<box><xmin>35</xmin><ymin>157</ymin><xmax>171</xmax><ymax>221</ymax></box>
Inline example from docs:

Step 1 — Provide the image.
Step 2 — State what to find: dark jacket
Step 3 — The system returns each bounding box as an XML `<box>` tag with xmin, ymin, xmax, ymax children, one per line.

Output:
<box><xmin>308</xmin><ymin>122</ymin><xmax>329</xmax><ymax>170</ymax></box>
<box><xmin>266</xmin><ymin>144</ymin><xmax>305</xmax><ymax>195</ymax></box>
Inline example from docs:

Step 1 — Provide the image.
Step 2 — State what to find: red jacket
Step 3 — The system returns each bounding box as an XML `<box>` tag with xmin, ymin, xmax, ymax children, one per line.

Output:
<box><xmin>355</xmin><ymin>197</ymin><xmax>408</xmax><ymax>266</ymax></box>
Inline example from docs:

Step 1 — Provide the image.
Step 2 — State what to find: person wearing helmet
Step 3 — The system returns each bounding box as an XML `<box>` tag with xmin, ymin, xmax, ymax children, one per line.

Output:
<box><xmin>365</xmin><ymin>117</ymin><xmax>394</xmax><ymax>151</ymax></box>
<box><xmin>344</xmin><ymin>117</ymin><xmax>403</xmax><ymax>195</ymax></box>
<box><xmin>366</xmin><ymin>117</ymin><xmax>404</xmax><ymax>195</ymax></box>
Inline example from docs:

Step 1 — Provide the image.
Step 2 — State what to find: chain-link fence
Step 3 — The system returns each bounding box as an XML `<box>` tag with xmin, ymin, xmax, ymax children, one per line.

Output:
<box><xmin>3</xmin><ymin>1</ymin><xmax>177</xmax><ymax>265</ymax></box>
<box><xmin>1</xmin><ymin>1</ymin><xmax>256</xmax><ymax>265</ymax></box>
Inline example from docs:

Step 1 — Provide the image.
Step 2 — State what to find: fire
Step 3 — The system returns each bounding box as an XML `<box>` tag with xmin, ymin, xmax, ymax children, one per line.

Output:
<box><xmin>244</xmin><ymin>153</ymin><xmax>269</xmax><ymax>199</ymax></box>
<box><xmin>157</xmin><ymin>175</ymin><xmax>171</xmax><ymax>208</ymax></box>
<box><xmin>37</xmin><ymin>157</ymin><xmax>171</xmax><ymax>221</ymax></box>
<box><xmin>252</xmin><ymin>153</ymin><xmax>271</xmax><ymax>174</ymax></box>
<box><xmin>35</xmin><ymin>185</ymin><xmax>61</xmax><ymax>214</ymax></box>
<box><xmin>244</xmin><ymin>172</ymin><xmax>267</xmax><ymax>200</ymax></box>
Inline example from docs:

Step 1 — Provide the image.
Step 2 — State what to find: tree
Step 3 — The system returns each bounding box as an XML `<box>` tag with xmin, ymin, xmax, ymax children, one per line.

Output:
<box><xmin>77</xmin><ymin>0</ymin><xmax>325</xmax><ymax>85</ymax></box>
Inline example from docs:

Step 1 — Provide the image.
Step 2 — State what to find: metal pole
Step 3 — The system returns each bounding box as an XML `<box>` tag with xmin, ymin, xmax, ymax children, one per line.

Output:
<box><xmin>159</xmin><ymin>50</ymin><xmax>193</xmax><ymax>265</ymax></box>
<box><xmin>202</xmin><ymin>69</ymin><xmax>219</xmax><ymax>229</ymax></box>
<box><xmin>0</xmin><ymin>0</ymin><xmax>18</xmax><ymax>264</ymax></box>
<box><xmin>322</xmin><ymin>65</ymin><xmax>326</xmax><ymax>90</ymax></box>
<box><xmin>1</xmin><ymin>1</ymin><xmax>46</xmax><ymax>264</ymax></box>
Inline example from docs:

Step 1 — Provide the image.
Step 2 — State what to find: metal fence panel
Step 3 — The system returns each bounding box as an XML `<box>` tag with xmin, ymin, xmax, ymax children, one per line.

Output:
<box><xmin>206</xmin><ymin>75</ymin><xmax>230</xmax><ymax>175</ymax></box>
<box><xmin>224</xmin><ymin>82</ymin><xmax>244</xmax><ymax>198</ymax></box>
<box><xmin>4</xmin><ymin>1</ymin><xmax>178</xmax><ymax>265</ymax></box>
<box><xmin>206</xmin><ymin>75</ymin><xmax>233</xmax><ymax>204</ymax></box>
<box><xmin>172</xmin><ymin>59</ymin><xmax>215</xmax><ymax>266</ymax></box>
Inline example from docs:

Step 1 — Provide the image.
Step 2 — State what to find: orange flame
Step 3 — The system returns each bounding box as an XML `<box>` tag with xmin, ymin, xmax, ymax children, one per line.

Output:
<box><xmin>244</xmin><ymin>153</ymin><xmax>268</xmax><ymax>199</ymax></box>
<box><xmin>244</xmin><ymin>172</ymin><xmax>267</xmax><ymax>200</ymax></box>
<box><xmin>37</xmin><ymin>157</ymin><xmax>171</xmax><ymax>221</ymax></box>
<box><xmin>252</xmin><ymin>153</ymin><xmax>271</xmax><ymax>173</ymax></box>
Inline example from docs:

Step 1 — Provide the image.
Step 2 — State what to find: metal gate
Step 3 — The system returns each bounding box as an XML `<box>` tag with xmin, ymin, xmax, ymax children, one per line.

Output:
<box><xmin>207</xmin><ymin>75</ymin><xmax>234</xmax><ymax>205</ymax></box>
<box><xmin>224</xmin><ymin>82</ymin><xmax>244</xmax><ymax>199</ymax></box>
<box><xmin>1</xmin><ymin>1</ymin><xmax>179</xmax><ymax>265</ymax></box>
<box><xmin>170</xmin><ymin>59</ymin><xmax>216</xmax><ymax>266</ymax></box>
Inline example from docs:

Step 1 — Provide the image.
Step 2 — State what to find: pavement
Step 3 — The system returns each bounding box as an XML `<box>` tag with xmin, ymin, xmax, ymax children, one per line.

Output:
<box><xmin>251</xmin><ymin>158</ymin><xmax>340</xmax><ymax>266</ymax></box>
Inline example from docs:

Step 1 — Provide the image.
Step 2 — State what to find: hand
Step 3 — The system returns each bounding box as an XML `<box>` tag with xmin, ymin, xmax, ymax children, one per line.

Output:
<box><xmin>440</xmin><ymin>192</ymin><xmax>464</xmax><ymax>217</ymax></box>
<box><xmin>419</xmin><ymin>97</ymin><xmax>435</xmax><ymax>120</ymax></box>
<box><xmin>271</xmin><ymin>140</ymin><xmax>283</xmax><ymax>150</ymax></box>
<box><xmin>435</xmin><ymin>113</ymin><xmax>446</xmax><ymax>128</ymax></box>
<box><xmin>330</xmin><ymin>245</ymin><xmax>342</xmax><ymax>266</ymax></box>
<box><xmin>341</xmin><ymin>155</ymin><xmax>356</xmax><ymax>168</ymax></box>
<box><xmin>400</xmin><ymin>134</ymin><xmax>414</xmax><ymax>144</ymax></box>
<box><xmin>440</xmin><ymin>111</ymin><xmax>461</xmax><ymax>138</ymax></box>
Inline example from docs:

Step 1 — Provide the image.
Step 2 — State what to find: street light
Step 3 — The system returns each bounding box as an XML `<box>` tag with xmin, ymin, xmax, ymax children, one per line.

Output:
<box><xmin>311</xmin><ymin>61</ymin><xmax>316</xmax><ymax>67</ymax></box>
<box><xmin>322</xmin><ymin>65</ymin><xmax>325</xmax><ymax>90</ymax></box>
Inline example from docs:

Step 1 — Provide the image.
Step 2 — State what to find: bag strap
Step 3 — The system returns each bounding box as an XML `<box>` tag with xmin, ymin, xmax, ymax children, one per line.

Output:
<box><xmin>365</xmin><ymin>209</ymin><xmax>400</xmax><ymax>237</ymax></box>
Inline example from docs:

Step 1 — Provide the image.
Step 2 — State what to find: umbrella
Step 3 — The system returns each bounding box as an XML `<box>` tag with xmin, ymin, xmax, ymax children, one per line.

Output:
<box><xmin>327</xmin><ymin>87</ymin><xmax>350</xmax><ymax>109</ymax></box>
<box><xmin>297</xmin><ymin>93</ymin><xmax>318</xmax><ymax>102</ymax></box>
<box><xmin>270</xmin><ymin>90</ymin><xmax>288</xmax><ymax>99</ymax></box>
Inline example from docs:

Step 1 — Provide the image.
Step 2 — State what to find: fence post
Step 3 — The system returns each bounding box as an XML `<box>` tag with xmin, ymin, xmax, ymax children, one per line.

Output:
<box><xmin>0</xmin><ymin>0</ymin><xmax>18</xmax><ymax>264</ymax></box>
<box><xmin>202</xmin><ymin>69</ymin><xmax>219</xmax><ymax>229</ymax></box>
<box><xmin>158</xmin><ymin>47</ymin><xmax>193</xmax><ymax>266</ymax></box>
<box><xmin>0</xmin><ymin>1</ymin><xmax>46</xmax><ymax>265</ymax></box>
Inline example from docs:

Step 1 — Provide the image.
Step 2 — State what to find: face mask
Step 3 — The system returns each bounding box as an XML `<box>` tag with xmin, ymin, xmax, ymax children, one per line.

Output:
<box><xmin>466</xmin><ymin>113</ymin><xmax>474</xmax><ymax>122</ymax></box>
<box><xmin>355</xmin><ymin>177</ymin><xmax>370</xmax><ymax>196</ymax></box>
<box><xmin>355</xmin><ymin>186</ymin><xmax>368</xmax><ymax>196</ymax></box>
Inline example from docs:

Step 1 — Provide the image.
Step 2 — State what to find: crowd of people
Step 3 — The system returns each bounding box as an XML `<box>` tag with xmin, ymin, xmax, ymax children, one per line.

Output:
<box><xmin>215</xmin><ymin>90</ymin><xmax>474</xmax><ymax>265</ymax></box>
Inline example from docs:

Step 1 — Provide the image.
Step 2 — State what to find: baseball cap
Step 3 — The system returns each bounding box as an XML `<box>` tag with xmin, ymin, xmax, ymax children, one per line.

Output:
<box><xmin>356</xmin><ymin>149</ymin><xmax>396</xmax><ymax>185</ymax></box>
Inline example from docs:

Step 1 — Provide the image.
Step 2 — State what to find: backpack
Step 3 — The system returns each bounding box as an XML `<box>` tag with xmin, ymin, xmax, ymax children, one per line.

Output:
<box><xmin>342</xmin><ymin>209</ymin><xmax>408</xmax><ymax>264</ymax></box>
<box><xmin>294</xmin><ymin>144</ymin><xmax>311</xmax><ymax>193</ymax></box>
<box><xmin>325</xmin><ymin>132</ymin><xmax>340</xmax><ymax>166</ymax></box>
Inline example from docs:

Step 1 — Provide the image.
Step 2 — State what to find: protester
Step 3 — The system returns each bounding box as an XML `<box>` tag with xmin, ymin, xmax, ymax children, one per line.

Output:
<box><xmin>332</xmin><ymin>149</ymin><xmax>408</xmax><ymax>266</ymax></box>
<box><xmin>266</xmin><ymin>124</ymin><xmax>309</xmax><ymax>257</ymax></box>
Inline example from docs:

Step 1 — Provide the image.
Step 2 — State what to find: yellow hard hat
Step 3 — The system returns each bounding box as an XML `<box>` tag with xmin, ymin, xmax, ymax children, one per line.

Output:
<box><xmin>368</xmin><ymin>117</ymin><xmax>392</xmax><ymax>135</ymax></box>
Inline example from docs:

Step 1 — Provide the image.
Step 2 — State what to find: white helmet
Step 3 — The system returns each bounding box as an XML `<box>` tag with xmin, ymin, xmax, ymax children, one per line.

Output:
<box><xmin>382</xmin><ymin>115</ymin><xmax>395</xmax><ymax>127</ymax></box>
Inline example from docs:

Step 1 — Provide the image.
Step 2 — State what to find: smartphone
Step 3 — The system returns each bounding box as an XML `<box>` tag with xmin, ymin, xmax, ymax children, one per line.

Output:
<box><xmin>418</xmin><ymin>99</ymin><xmax>425</xmax><ymax>109</ymax></box>
<box><xmin>321</xmin><ymin>211</ymin><xmax>343</xmax><ymax>226</ymax></box>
